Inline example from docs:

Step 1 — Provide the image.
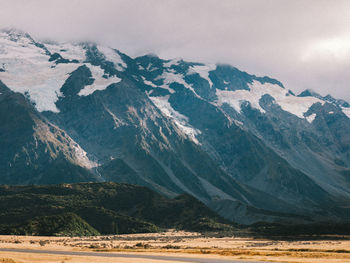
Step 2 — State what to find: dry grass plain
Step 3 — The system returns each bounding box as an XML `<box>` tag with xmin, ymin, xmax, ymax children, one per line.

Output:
<box><xmin>0</xmin><ymin>230</ymin><xmax>350</xmax><ymax>263</ymax></box>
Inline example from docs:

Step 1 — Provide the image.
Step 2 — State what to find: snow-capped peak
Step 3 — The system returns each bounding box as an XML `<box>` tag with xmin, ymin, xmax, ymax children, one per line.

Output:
<box><xmin>0</xmin><ymin>30</ymin><xmax>81</xmax><ymax>112</ymax></box>
<box><xmin>0</xmin><ymin>30</ymin><xmax>126</xmax><ymax>112</ymax></box>
<box><xmin>1</xmin><ymin>27</ymin><xmax>31</xmax><ymax>39</ymax></box>
<box><xmin>298</xmin><ymin>89</ymin><xmax>322</xmax><ymax>99</ymax></box>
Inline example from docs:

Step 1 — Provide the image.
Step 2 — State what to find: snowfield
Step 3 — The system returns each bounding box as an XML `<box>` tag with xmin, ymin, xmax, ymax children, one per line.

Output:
<box><xmin>216</xmin><ymin>80</ymin><xmax>325</xmax><ymax>119</ymax></box>
<box><xmin>0</xmin><ymin>30</ymin><xmax>124</xmax><ymax>111</ymax></box>
<box><xmin>44</xmin><ymin>42</ymin><xmax>86</xmax><ymax>62</ymax></box>
<box><xmin>0</xmin><ymin>31</ymin><xmax>81</xmax><ymax>112</ymax></box>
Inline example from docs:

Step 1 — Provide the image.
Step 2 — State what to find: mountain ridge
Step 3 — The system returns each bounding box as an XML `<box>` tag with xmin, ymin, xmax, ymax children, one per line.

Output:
<box><xmin>1</xmin><ymin>29</ymin><xmax>350</xmax><ymax>225</ymax></box>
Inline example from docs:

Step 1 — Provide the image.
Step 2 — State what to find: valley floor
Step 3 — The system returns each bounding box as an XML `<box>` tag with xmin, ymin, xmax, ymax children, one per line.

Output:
<box><xmin>0</xmin><ymin>230</ymin><xmax>350</xmax><ymax>263</ymax></box>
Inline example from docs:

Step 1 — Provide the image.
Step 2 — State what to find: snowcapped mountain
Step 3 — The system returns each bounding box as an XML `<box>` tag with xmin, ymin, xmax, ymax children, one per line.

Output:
<box><xmin>1</xmin><ymin>28</ymin><xmax>350</xmax><ymax>224</ymax></box>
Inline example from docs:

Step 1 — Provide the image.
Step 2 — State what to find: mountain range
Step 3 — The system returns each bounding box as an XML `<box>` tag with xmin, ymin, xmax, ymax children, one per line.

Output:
<box><xmin>1</xmin><ymin>28</ymin><xmax>350</xmax><ymax>225</ymax></box>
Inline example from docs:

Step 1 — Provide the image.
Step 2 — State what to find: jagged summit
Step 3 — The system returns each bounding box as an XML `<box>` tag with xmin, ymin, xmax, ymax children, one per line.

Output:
<box><xmin>298</xmin><ymin>89</ymin><xmax>322</xmax><ymax>98</ymax></box>
<box><xmin>298</xmin><ymin>89</ymin><xmax>350</xmax><ymax>108</ymax></box>
<box><xmin>0</xmin><ymin>27</ymin><xmax>39</xmax><ymax>48</ymax></box>
<box><xmin>323</xmin><ymin>94</ymin><xmax>350</xmax><ymax>108</ymax></box>
<box><xmin>0</xmin><ymin>27</ymin><xmax>30</xmax><ymax>36</ymax></box>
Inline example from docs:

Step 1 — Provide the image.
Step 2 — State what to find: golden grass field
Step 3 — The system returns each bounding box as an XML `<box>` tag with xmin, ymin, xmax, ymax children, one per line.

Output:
<box><xmin>1</xmin><ymin>230</ymin><xmax>350</xmax><ymax>263</ymax></box>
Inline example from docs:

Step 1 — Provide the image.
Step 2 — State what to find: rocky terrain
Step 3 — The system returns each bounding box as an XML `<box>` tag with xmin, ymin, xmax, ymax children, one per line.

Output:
<box><xmin>1</xmin><ymin>28</ymin><xmax>350</xmax><ymax>225</ymax></box>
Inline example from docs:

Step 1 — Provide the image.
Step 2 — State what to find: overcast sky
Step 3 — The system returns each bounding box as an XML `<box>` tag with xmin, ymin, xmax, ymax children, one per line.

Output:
<box><xmin>1</xmin><ymin>0</ymin><xmax>350</xmax><ymax>101</ymax></box>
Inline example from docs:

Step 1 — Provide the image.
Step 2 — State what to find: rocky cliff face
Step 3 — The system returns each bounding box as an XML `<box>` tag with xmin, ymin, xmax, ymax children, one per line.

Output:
<box><xmin>0</xmin><ymin>81</ymin><xmax>96</xmax><ymax>184</ymax></box>
<box><xmin>1</xmin><ymin>29</ymin><xmax>350</xmax><ymax>224</ymax></box>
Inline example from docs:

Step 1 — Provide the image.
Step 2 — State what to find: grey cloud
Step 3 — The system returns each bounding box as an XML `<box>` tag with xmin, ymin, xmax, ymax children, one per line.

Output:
<box><xmin>1</xmin><ymin>0</ymin><xmax>350</xmax><ymax>101</ymax></box>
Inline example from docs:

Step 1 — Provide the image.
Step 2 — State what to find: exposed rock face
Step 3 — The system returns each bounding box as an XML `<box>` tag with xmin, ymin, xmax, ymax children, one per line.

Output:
<box><xmin>1</xmin><ymin>29</ymin><xmax>350</xmax><ymax>224</ymax></box>
<box><xmin>0</xmin><ymin>81</ymin><xmax>96</xmax><ymax>184</ymax></box>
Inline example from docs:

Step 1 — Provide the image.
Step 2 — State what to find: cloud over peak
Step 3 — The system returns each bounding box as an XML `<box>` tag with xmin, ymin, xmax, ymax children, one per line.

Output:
<box><xmin>1</xmin><ymin>0</ymin><xmax>349</xmax><ymax>101</ymax></box>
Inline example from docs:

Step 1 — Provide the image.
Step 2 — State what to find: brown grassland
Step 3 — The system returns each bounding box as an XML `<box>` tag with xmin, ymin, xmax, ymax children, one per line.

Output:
<box><xmin>1</xmin><ymin>230</ymin><xmax>350</xmax><ymax>263</ymax></box>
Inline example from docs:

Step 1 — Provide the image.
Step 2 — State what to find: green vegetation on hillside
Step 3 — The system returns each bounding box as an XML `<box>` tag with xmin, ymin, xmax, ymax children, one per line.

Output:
<box><xmin>0</xmin><ymin>213</ymin><xmax>99</xmax><ymax>236</ymax></box>
<box><xmin>0</xmin><ymin>182</ymin><xmax>233</xmax><ymax>236</ymax></box>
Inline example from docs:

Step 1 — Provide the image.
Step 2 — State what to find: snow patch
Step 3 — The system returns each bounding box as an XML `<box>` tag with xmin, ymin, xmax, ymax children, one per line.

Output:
<box><xmin>44</xmin><ymin>42</ymin><xmax>86</xmax><ymax>62</ymax></box>
<box><xmin>141</xmin><ymin>76</ymin><xmax>158</xmax><ymax>88</ymax></box>
<box><xmin>149</xmin><ymin>95</ymin><xmax>201</xmax><ymax>144</ymax></box>
<box><xmin>342</xmin><ymin>107</ymin><xmax>350</xmax><ymax>118</ymax></box>
<box><xmin>216</xmin><ymin>80</ymin><xmax>324</xmax><ymax>118</ymax></box>
<box><xmin>155</xmin><ymin>71</ymin><xmax>197</xmax><ymax>95</ymax></box>
<box><xmin>146</xmin><ymin>63</ymin><xmax>158</xmax><ymax>72</ymax></box>
<box><xmin>188</xmin><ymin>64</ymin><xmax>216</xmax><ymax>87</ymax></box>
<box><xmin>78</xmin><ymin>64</ymin><xmax>122</xmax><ymax>96</ymax></box>
<box><xmin>163</xmin><ymin>58</ymin><xmax>181</xmax><ymax>68</ymax></box>
<box><xmin>306</xmin><ymin>113</ymin><xmax>316</xmax><ymax>123</ymax></box>
<box><xmin>97</xmin><ymin>45</ymin><xmax>126</xmax><ymax>71</ymax></box>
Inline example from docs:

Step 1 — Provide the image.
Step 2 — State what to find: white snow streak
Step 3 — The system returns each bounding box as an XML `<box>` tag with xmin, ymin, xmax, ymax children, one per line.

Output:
<box><xmin>188</xmin><ymin>64</ymin><xmax>216</xmax><ymax>87</ymax></box>
<box><xmin>163</xmin><ymin>58</ymin><xmax>181</xmax><ymax>68</ymax></box>
<box><xmin>141</xmin><ymin>76</ymin><xmax>158</xmax><ymax>88</ymax></box>
<box><xmin>155</xmin><ymin>72</ymin><xmax>187</xmax><ymax>94</ymax></box>
<box><xmin>149</xmin><ymin>95</ymin><xmax>201</xmax><ymax>144</ymax></box>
